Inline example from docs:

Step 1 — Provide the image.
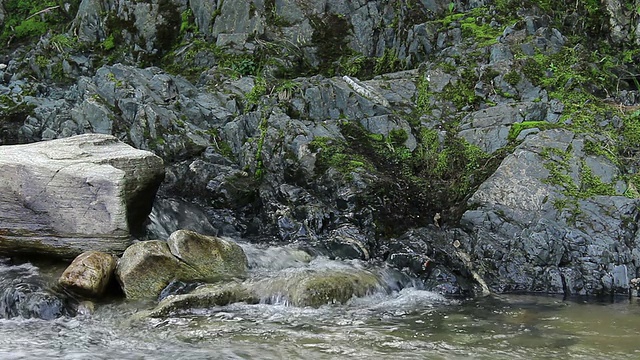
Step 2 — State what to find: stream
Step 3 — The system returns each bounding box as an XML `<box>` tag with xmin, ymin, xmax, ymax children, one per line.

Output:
<box><xmin>1</xmin><ymin>240</ymin><xmax>640</xmax><ymax>359</ymax></box>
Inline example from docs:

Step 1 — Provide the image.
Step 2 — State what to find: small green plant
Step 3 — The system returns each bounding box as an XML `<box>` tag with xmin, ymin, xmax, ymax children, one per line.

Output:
<box><xmin>415</xmin><ymin>73</ymin><xmax>432</xmax><ymax>115</ymax></box>
<box><xmin>246</xmin><ymin>77</ymin><xmax>267</xmax><ymax>106</ymax></box>
<box><xmin>504</xmin><ymin>71</ymin><xmax>521</xmax><ymax>86</ymax></box>
<box><xmin>508</xmin><ymin>121</ymin><xmax>558</xmax><ymax>141</ymax></box>
<box><xmin>180</xmin><ymin>8</ymin><xmax>197</xmax><ymax>34</ymax></box>
<box><xmin>374</xmin><ymin>48</ymin><xmax>405</xmax><ymax>75</ymax></box>
<box><xmin>102</xmin><ymin>34</ymin><xmax>116</xmax><ymax>51</ymax></box>
<box><xmin>49</xmin><ymin>33</ymin><xmax>77</xmax><ymax>53</ymax></box>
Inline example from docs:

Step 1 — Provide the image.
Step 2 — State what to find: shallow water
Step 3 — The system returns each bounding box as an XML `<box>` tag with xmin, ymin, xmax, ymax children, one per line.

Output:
<box><xmin>1</xmin><ymin>291</ymin><xmax>640</xmax><ymax>359</ymax></box>
<box><xmin>1</xmin><ymin>244</ymin><xmax>640</xmax><ymax>359</ymax></box>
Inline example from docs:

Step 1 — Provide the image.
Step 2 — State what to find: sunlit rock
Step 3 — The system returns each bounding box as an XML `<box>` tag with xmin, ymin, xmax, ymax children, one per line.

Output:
<box><xmin>0</xmin><ymin>134</ymin><xmax>164</xmax><ymax>259</ymax></box>
<box><xmin>58</xmin><ymin>251</ymin><xmax>117</xmax><ymax>298</ymax></box>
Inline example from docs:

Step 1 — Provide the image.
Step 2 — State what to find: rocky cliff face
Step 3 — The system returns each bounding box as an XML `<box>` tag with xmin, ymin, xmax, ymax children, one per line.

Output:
<box><xmin>1</xmin><ymin>0</ymin><xmax>640</xmax><ymax>297</ymax></box>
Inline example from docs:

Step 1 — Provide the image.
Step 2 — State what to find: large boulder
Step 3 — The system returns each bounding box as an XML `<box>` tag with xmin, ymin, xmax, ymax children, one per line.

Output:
<box><xmin>116</xmin><ymin>230</ymin><xmax>249</xmax><ymax>300</ymax></box>
<box><xmin>461</xmin><ymin>129</ymin><xmax>640</xmax><ymax>295</ymax></box>
<box><xmin>0</xmin><ymin>134</ymin><xmax>164</xmax><ymax>259</ymax></box>
<box><xmin>249</xmin><ymin>268</ymin><xmax>384</xmax><ymax>307</ymax></box>
<box><xmin>58</xmin><ymin>251</ymin><xmax>117</xmax><ymax>298</ymax></box>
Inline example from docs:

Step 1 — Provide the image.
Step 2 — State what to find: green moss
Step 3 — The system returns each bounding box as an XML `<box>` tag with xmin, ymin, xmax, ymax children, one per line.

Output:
<box><xmin>308</xmin><ymin>136</ymin><xmax>372</xmax><ymax>176</ymax></box>
<box><xmin>579</xmin><ymin>162</ymin><xmax>616</xmax><ymax>197</ymax></box>
<box><xmin>508</xmin><ymin>121</ymin><xmax>559</xmax><ymax>141</ymax></box>
<box><xmin>440</xmin><ymin>73</ymin><xmax>481</xmax><ymax>110</ymax></box>
<box><xmin>435</xmin><ymin>6</ymin><xmax>504</xmax><ymax>48</ymax></box>
<box><xmin>1</xmin><ymin>0</ymin><xmax>80</xmax><ymax>44</ymax></box>
<box><xmin>542</xmin><ymin>147</ymin><xmax>617</xmax><ymax>203</ymax></box>
<box><xmin>621</xmin><ymin>110</ymin><xmax>640</xmax><ymax>151</ymax></box>
<box><xmin>180</xmin><ymin>8</ymin><xmax>197</xmax><ymax>35</ymax></box>
<box><xmin>415</xmin><ymin>73</ymin><xmax>432</xmax><ymax>116</ymax></box>
<box><xmin>374</xmin><ymin>48</ymin><xmax>406</xmax><ymax>75</ymax></box>
<box><xmin>101</xmin><ymin>34</ymin><xmax>116</xmax><ymax>51</ymax></box>
<box><xmin>504</xmin><ymin>71</ymin><xmax>521</xmax><ymax>86</ymax></box>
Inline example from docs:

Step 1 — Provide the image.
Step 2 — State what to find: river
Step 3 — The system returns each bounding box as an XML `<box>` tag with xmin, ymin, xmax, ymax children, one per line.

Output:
<box><xmin>1</xmin><ymin>243</ymin><xmax>639</xmax><ymax>359</ymax></box>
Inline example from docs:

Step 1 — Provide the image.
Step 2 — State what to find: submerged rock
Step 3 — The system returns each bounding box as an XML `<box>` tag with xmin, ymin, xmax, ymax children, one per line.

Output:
<box><xmin>0</xmin><ymin>262</ymin><xmax>73</xmax><ymax>320</ymax></box>
<box><xmin>116</xmin><ymin>230</ymin><xmax>248</xmax><ymax>300</ymax></box>
<box><xmin>58</xmin><ymin>251</ymin><xmax>117</xmax><ymax>298</ymax></box>
<box><xmin>148</xmin><ymin>282</ymin><xmax>258</xmax><ymax>317</ymax></box>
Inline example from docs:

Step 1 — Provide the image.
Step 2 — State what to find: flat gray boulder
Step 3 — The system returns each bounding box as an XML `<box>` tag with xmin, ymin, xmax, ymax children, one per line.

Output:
<box><xmin>0</xmin><ymin>134</ymin><xmax>164</xmax><ymax>259</ymax></box>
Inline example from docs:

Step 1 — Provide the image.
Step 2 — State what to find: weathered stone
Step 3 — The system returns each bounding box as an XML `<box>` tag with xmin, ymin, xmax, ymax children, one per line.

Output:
<box><xmin>58</xmin><ymin>251</ymin><xmax>116</xmax><ymax>298</ymax></box>
<box><xmin>117</xmin><ymin>230</ymin><xmax>249</xmax><ymax>300</ymax></box>
<box><xmin>167</xmin><ymin>230</ymin><xmax>249</xmax><ymax>282</ymax></box>
<box><xmin>461</xmin><ymin>129</ymin><xmax>640</xmax><ymax>295</ymax></box>
<box><xmin>116</xmin><ymin>240</ymin><xmax>199</xmax><ymax>300</ymax></box>
<box><xmin>0</xmin><ymin>134</ymin><xmax>164</xmax><ymax>259</ymax></box>
<box><xmin>251</xmin><ymin>269</ymin><xmax>383</xmax><ymax>307</ymax></box>
<box><xmin>146</xmin><ymin>282</ymin><xmax>258</xmax><ymax>317</ymax></box>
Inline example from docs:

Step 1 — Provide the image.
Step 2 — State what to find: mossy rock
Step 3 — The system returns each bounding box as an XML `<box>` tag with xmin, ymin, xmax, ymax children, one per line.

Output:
<box><xmin>167</xmin><ymin>230</ymin><xmax>249</xmax><ymax>282</ymax></box>
<box><xmin>146</xmin><ymin>282</ymin><xmax>259</xmax><ymax>317</ymax></box>
<box><xmin>251</xmin><ymin>269</ymin><xmax>383</xmax><ymax>308</ymax></box>
<box><xmin>116</xmin><ymin>240</ymin><xmax>201</xmax><ymax>300</ymax></box>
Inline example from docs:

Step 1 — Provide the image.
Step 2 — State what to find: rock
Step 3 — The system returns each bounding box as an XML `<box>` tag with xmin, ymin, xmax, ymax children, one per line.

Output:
<box><xmin>145</xmin><ymin>197</ymin><xmax>220</xmax><ymax>240</ymax></box>
<box><xmin>461</xmin><ymin>129</ymin><xmax>640</xmax><ymax>295</ymax></box>
<box><xmin>145</xmin><ymin>266</ymin><xmax>386</xmax><ymax>316</ymax></box>
<box><xmin>0</xmin><ymin>134</ymin><xmax>164</xmax><ymax>259</ymax></box>
<box><xmin>116</xmin><ymin>230</ymin><xmax>249</xmax><ymax>300</ymax></box>
<box><xmin>147</xmin><ymin>282</ymin><xmax>258</xmax><ymax>317</ymax></box>
<box><xmin>0</xmin><ymin>262</ymin><xmax>73</xmax><ymax>319</ymax></box>
<box><xmin>323</xmin><ymin>225</ymin><xmax>371</xmax><ymax>260</ymax></box>
<box><xmin>167</xmin><ymin>230</ymin><xmax>249</xmax><ymax>282</ymax></box>
<box><xmin>58</xmin><ymin>251</ymin><xmax>117</xmax><ymax>298</ymax></box>
<box><xmin>458</xmin><ymin>102</ymin><xmax>549</xmax><ymax>154</ymax></box>
<box><xmin>250</xmin><ymin>268</ymin><xmax>384</xmax><ymax>307</ymax></box>
<box><xmin>116</xmin><ymin>240</ymin><xmax>199</xmax><ymax>300</ymax></box>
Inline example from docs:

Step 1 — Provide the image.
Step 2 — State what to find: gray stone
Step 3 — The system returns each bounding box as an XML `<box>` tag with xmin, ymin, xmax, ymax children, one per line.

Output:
<box><xmin>462</xmin><ymin>129</ymin><xmax>640</xmax><ymax>295</ymax></box>
<box><xmin>211</xmin><ymin>0</ymin><xmax>265</xmax><ymax>38</ymax></box>
<box><xmin>0</xmin><ymin>134</ymin><xmax>164</xmax><ymax>259</ymax></box>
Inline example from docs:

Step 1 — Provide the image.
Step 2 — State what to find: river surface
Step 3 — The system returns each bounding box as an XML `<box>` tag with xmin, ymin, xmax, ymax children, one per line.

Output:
<box><xmin>1</xmin><ymin>243</ymin><xmax>640</xmax><ymax>359</ymax></box>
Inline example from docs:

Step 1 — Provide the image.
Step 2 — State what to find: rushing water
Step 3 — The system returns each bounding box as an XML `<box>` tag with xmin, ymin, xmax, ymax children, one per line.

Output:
<box><xmin>1</xmin><ymin>243</ymin><xmax>640</xmax><ymax>359</ymax></box>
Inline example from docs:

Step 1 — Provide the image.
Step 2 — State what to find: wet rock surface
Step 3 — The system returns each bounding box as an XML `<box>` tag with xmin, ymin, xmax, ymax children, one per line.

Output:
<box><xmin>58</xmin><ymin>251</ymin><xmax>117</xmax><ymax>298</ymax></box>
<box><xmin>116</xmin><ymin>230</ymin><xmax>248</xmax><ymax>300</ymax></box>
<box><xmin>0</xmin><ymin>260</ymin><xmax>74</xmax><ymax>320</ymax></box>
